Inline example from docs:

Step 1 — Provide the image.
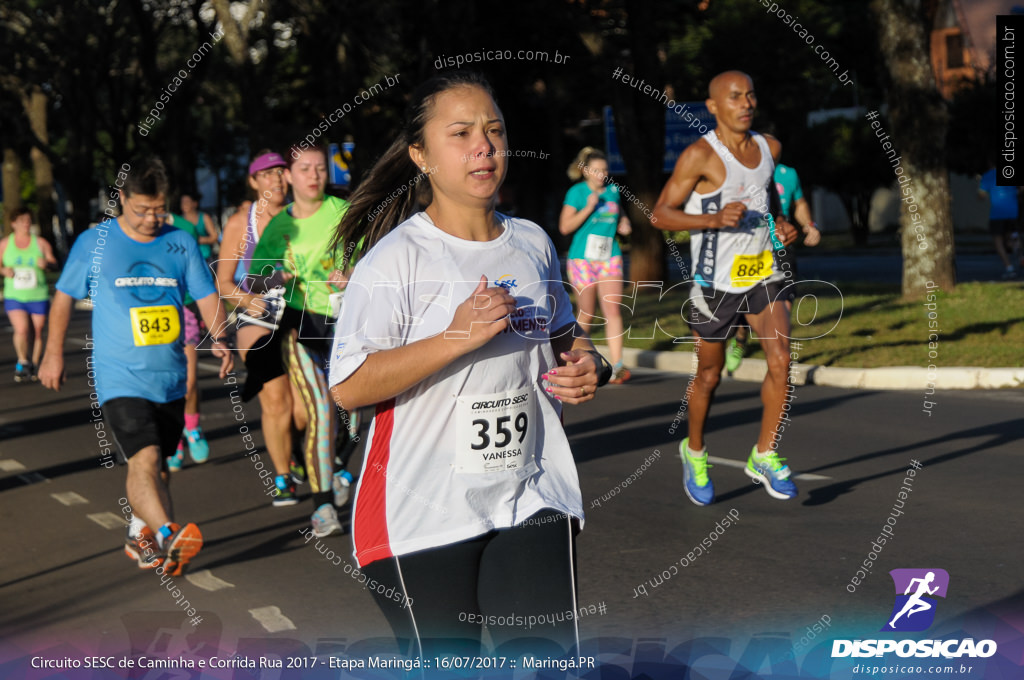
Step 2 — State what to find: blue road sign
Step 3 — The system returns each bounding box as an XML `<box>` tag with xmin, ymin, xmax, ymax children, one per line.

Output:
<box><xmin>604</xmin><ymin>103</ymin><xmax>716</xmax><ymax>174</ymax></box>
<box><xmin>329</xmin><ymin>142</ymin><xmax>355</xmax><ymax>186</ymax></box>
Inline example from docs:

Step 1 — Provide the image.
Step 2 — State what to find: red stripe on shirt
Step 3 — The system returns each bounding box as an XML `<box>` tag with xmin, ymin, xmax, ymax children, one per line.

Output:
<box><xmin>354</xmin><ymin>398</ymin><xmax>396</xmax><ymax>567</ymax></box>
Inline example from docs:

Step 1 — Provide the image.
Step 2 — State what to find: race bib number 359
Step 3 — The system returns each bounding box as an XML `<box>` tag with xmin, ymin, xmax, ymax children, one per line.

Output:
<box><xmin>130</xmin><ymin>305</ymin><xmax>180</xmax><ymax>346</ymax></box>
<box><xmin>455</xmin><ymin>387</ymin><xmax>536</xmax><ymax>474</ymax></box>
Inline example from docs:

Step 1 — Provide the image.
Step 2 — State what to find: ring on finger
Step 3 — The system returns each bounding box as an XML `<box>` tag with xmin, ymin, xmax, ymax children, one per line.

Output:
<box><xmin>579</xmin><ymin>386</ymin><xmax>585</xmax><ymax>397</ymax></box>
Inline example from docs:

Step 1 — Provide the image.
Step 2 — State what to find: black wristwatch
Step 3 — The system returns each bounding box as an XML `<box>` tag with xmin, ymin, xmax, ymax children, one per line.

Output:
<box><xmin>211</xmin><ymin>336</ymin><xmax>236</xmax><ymax>350</ymax></box>
<box><xmin>588</xmin><ymin>350</ymin><xmax>614</xmax><ymax>387</ymax></box>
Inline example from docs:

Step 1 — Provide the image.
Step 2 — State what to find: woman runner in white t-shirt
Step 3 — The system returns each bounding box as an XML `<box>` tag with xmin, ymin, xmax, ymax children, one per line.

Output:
<box><xmin>328</xmin><ymin>72</ymin><xmax>611</xmax><ymax>658</ymax></box>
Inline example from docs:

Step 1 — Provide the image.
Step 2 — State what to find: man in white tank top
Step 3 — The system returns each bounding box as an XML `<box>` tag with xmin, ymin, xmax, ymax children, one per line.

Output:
<box><xmin>653</xmin><ymin>71</ymin><xmax>800</xmax><ymax>504</ymax></box>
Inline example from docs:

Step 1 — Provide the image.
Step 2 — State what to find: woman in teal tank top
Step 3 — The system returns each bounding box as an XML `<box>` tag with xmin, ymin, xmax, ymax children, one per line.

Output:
<box><xmin>558</xmin><ymin>147</ymin><xmax>633</xmax><ymax>383</ymax></box>
<box><xmin>1</xmin><ymin>208</ymin><xmax>57</xmax><ymax>381</ymax></box>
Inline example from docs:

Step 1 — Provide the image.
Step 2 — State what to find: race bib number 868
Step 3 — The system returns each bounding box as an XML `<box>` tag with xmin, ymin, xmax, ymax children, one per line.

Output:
<box><xmin>455</xmin><ymin>387</ymin><xmax>536</xmax><ymax>474</ymax></box>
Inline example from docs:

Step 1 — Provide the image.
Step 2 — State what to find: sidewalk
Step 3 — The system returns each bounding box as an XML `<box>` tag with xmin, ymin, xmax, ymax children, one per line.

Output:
<box><xmin>597</xmin><ymin>345</ymin><xmax>1024</xmax><ymax>390</ymax></box>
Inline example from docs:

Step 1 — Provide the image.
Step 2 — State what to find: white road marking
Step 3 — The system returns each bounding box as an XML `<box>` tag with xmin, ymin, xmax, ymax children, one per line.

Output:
<box><xmin>0</xmin><ymin>459</ymin><xmax>26</xmax><ymax>472</ymax></box>
<box><xmin>52</xmin><ymin>492</ymin><xmax>89</xmax><ymax>506</ymax></box>
<box><xmin>249</xmin><ymin>606</ymin><xmax>296</xmax><ymax>633</ymax></box>
<box><xmin>186</xmin><ymin>570</ymin><xmax>236</xmax><ymax>592</ymax></box>
<box><xmin>707</xmin><ymin>456</ymin><xmax>831</xmax><ymax>481</ymax></box>
<box><xmin>88</xmin><ymin>512</ymin><xmax>129</xmax><ymax>529</ymax></box>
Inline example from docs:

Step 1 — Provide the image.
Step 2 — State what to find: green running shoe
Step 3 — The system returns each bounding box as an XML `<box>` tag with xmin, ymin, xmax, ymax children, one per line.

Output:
<box><xmin>745</xmin><ymin>447</ymin><xmax>798</xmax><ymax>499</ymax></box>
<box><xmin>725</xmin><ymin>337</ymin><xmax>745</xmax><ymax>374</ymax></box>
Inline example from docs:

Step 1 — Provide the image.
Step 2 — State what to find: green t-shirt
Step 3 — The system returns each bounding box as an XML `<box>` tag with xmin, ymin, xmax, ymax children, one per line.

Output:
<box><xmin>249</xmin><ymin>195</ymin><xmax>350</xmax><ymax>316</ymax></box>
<box><xmin>563</xmin><ymin>182</ymin><xmax>623</xmax><ymax>260</ymax></box>
<box><xmin>2</xmin><ymin>234</ymin><xmax>49</xmax><ymax>303</ymax></box>
<box><xmin>170</xmin><ymin>213</ymin><xmax>213</xmax><ymax>259</ymax></box>
<box><xmin>774</xmin><ymin>164</ymin><xmax>804</xmax><ymax>220</ymax></box>
<box><xmin>168</xmin><ymin>214</ymin><xmax>202</xmax><ymax>305</ymax></box>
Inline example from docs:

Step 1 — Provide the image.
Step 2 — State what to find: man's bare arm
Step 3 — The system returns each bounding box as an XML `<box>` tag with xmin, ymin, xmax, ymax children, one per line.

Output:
<box><xmin>653</xmin><ymin>142</ymin><xmax>744</xmax><ymax>231</ymax></box>
<box><xmin>39</xmin><ymin>291</ymin><xmax>74</xmax><ymax>391</ymax></box>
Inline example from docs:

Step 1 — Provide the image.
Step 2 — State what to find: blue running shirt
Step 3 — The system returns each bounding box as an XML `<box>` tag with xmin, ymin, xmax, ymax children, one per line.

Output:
<box><xmin>980</xmin><ymin>168</ymin><xmax>1019</xmax><ymax>220</ymax></box>
<box><xmin>57</xmin><ymin>219</ymin><xmax>217</xmax><ymax>404</ymax></box>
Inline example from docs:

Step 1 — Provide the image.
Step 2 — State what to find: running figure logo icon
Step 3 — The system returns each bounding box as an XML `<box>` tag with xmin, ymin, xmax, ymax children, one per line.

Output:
<box><xmin>882</xmin><ymin>568</ymin><xmax>950</xmax><ymax>632</ymax></box>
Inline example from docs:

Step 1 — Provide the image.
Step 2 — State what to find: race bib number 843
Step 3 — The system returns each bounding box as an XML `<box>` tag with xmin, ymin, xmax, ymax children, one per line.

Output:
<box><xmin>455</xmin><ymin>387</ymin><xmax>536</xmax><ymax>474</ymax></box>
<box><xmin>130</xmin><ymin>305</ymin><xmax>180</xmax><ymax>346</ymax></box>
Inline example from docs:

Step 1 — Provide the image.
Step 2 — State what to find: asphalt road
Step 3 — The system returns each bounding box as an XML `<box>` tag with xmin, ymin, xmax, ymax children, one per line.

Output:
<box><xmin>1</xmin><ymin>310</ymin><xmax>1021</xmax><ymax>678</ymax></box>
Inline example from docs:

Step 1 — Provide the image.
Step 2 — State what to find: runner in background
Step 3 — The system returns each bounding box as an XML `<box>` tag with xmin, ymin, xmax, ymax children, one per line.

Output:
<box><xmin>1</xmin><ymin>208</ymin><xmax>58</xmax><ymax>382</ymax></box>
<box><xmin>249</xmin><ymin>144</ymin><xmax>352</xmax><ymax>536</ymax></box>
<box><xmin>652</xmin><ymin>70</ymin><xmax>799</xmax><ymax>505</ymax></box>
<box><xmin>167</xmin><ymin>197</ymin><xmax>214</xmax><ymax>470</ymax></box>
<box><xmin>176</xmin><ymin>192</ymin><xmax>219</xmax><ymax>260</ymax></box>
<box><xmin>559</xmin><ymin>147</ymin><xmax>632</xmax><ymax>383</ymax></box>
<box><xmin>39</xmin><ymin>157</ymin><xmax>233</xmax><ymax>575</ymax></box>
<box><xmin>725</xmin><ymin>161</ymin><xmax>821</xmax><ymax>373</ymax></box>
<box><xmin>978</xmin><ymin>164</ymin><xmax>1022</xmax><ymax>280</ymax></box>
<box><xmin>216</xmin><ymin>151</ymin><xmax>305</xmax><ymax>506</ymax></box>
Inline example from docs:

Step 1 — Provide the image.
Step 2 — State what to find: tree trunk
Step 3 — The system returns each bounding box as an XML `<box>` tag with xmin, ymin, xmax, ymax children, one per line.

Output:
<box><xmin>611</xmin><ymin>0</ymin><xmax>666</xmax><ymax>287</ymax></box>
<box><xmin>2</xmin><ymin>148</ymin><xmax>21</xmax><ymax>236</ymax></box>
<box><xmin>22</xmin><ymin>86</ymin><xmax>55</xmax><ymax>243</ymax></box>
<box><xmin>872</xmin><ymin>0</ymin><xmax>955</xmax><ymax>297</ymax></box>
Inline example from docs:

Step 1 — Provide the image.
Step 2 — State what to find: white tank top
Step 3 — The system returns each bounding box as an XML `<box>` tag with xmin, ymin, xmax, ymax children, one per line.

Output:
<box><xmin>683</xmin><ymin>130</ymin><xmax>783</xmax><ymax>293</ymax></box>
<box><xmin>233</xmin><ymin>202</ymin><xmax>261</xmax><ymax>292</ymax></box>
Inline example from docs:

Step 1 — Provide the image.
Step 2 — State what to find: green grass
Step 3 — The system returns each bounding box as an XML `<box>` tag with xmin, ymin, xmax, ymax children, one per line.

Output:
<box><xmin>587</xmin><ymin>281</ymin><xmax>1024</xmax><ymax>368</ymax></box>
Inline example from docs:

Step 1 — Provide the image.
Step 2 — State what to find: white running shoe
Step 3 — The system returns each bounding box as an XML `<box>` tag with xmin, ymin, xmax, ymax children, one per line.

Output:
<box><xmin>311</xmin><ymin>503</ymin><xmax>343</xmax><ymax>538</ymax></box>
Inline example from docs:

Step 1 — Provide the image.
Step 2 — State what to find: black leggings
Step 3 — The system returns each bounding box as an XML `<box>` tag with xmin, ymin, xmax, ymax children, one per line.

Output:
<box><xmin>361</xmin><ymin>509</ymin><xmax>580</xmax><ymax>659</ymax></box>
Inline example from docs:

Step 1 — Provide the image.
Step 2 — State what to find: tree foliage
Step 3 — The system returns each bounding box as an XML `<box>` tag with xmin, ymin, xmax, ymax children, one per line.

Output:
<box><xmin>0</xmin><ymin>0</ymin><xmax>960</xmax><ymax>297</ymax></box>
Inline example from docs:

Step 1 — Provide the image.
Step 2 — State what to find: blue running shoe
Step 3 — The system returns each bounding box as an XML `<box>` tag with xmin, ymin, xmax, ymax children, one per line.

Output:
<box><xmin>680</xmin><ymin>437</ymin><xmax>715</xmax><ymax>506</ymax></box>
<box><xmin>272</xmin><ymin>475</ymin><xmax>298</xmax><ymax>507</ymax></box>
<box><xmin>14</xmin><ymin>361</ymin><xmax>31</xmax><ymax>383</ymax></box>
<box><xmin>744</xmin><ymin>447</ymin><xmax>798</xmax><ymax>500</ymax></box>
<box><xmin>167</xmin><ymin>442</ymin><xmax>185</xmax><ymax>472</ymax></box>
<box><xmin>184</xmin><ymin>427</ymin><xmax>209</xmax><ymax>464</ymax></box>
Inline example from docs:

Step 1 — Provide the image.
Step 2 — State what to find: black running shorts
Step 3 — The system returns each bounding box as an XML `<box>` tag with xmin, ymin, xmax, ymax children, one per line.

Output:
<box><xmin>103</xmin><ymin>397</ymin><xmax>186</xmax><ymax>468</ymax></box>
<box><xmin>687</xmin><ymin>280</ymin><xmax>785</xmax><ymax>341</ymax></box>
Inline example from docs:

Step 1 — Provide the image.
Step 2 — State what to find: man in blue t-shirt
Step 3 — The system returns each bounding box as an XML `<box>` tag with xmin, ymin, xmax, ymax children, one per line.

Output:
<box><xmin>39</xmin><ymin>157</ymin><xmax>233</xmax><ymax>577</ymax></box>
<box><xmin>978</xmin><ymin>167</ymin><xmax>1022</xmax><ymax>279</ymax></box>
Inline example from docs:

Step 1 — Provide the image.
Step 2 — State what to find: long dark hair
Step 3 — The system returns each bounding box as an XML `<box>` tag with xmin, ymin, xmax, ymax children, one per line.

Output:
<box><xmin>332</xmin><ymin>71</ymin><xmax>495</xmax><ymax>263</ymax></box>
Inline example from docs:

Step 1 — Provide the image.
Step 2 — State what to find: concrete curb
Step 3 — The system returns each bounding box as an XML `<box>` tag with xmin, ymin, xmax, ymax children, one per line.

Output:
<box><xmin>598</xmin><ymin>345</ymin><xmax>1024</xmax><ymax>391</ymax></box>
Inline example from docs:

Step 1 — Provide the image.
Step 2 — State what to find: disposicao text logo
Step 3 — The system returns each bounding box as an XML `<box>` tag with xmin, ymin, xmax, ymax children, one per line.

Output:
<box><xmin>832</xmin><ymin>568</ymin><xmax>997</xmax><ymax>660</ymax></box>
<box><xmin>883</xmin><ymin>568</ymin><xmax>949</xmax><ymax>632</ymax></box>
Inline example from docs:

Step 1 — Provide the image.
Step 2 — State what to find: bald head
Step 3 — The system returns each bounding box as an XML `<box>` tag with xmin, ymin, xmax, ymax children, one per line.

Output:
<box><xmin>709</xmin><ymin>71</ymin><xmax>754</xmax><ymax>100</ymax></box>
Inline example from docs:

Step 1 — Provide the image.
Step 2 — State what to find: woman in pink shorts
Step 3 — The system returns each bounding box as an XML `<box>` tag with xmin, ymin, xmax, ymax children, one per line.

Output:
<box><xmin>559</xmin><ymin>148</ymin><xmax>632</xmax><ymax>383</ymax></box>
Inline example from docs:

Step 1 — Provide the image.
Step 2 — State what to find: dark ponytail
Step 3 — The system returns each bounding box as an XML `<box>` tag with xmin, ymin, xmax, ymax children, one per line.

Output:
<box><xmin>332</xmin><ymin>71</ymin><xmax>495</xmax><ymax>262</ymax></box>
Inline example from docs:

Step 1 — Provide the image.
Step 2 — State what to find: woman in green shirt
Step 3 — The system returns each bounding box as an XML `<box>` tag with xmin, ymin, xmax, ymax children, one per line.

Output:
<box><xmin>249</xmin><ymin>144</ymin><xmax>352</xmax><ymax>538</ymax></box>
<box><xmin>1</xmin><ymin>208</ymin><xmax>57</xmax><ymax>381</ymax></box>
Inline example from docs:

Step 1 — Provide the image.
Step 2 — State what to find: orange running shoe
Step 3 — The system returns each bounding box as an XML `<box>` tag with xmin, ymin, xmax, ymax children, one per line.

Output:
<box><xmin>161</xmin><ymin>523</ymin><xmax>203</xmax><ymax>576</ymax></box>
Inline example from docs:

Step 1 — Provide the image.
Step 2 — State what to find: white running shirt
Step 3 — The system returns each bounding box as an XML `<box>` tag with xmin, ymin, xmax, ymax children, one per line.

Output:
<box><xmin>683</xmin><ymin>130</ymin><xmax>784</xmax><ymax>293</ymax></box>
<box><xmin>328</xmin><ymin>212</ymin><xmax>583</xmax><ymax>567</ymax></box>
